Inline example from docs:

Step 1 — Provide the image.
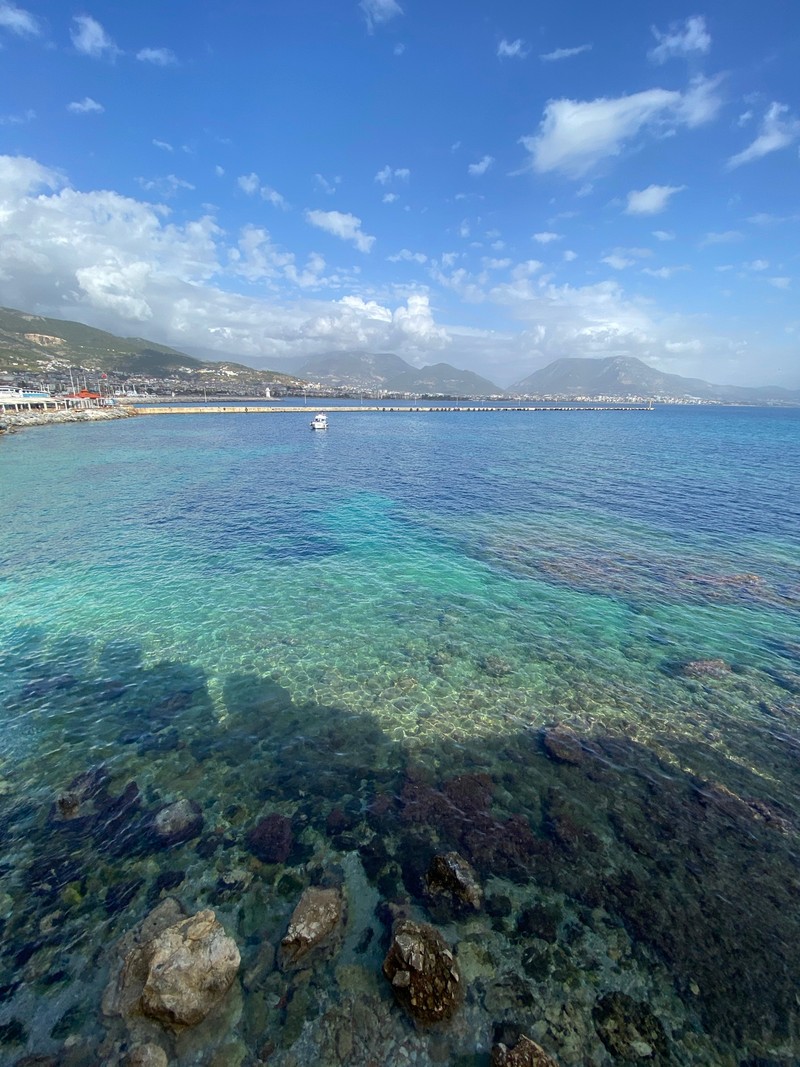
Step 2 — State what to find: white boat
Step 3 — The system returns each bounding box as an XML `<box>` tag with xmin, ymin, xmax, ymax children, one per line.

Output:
<box><xmin>310</xmin><ymin>412</ymin><xmax>328</xmax><ymax>430</ymax></box>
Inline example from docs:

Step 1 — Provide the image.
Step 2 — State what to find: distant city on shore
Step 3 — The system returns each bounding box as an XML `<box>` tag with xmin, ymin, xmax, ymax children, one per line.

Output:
<box><xmin>2</xmin><ymin>305</ymin><xmax>798</xmax><ymax>406</ymax></box>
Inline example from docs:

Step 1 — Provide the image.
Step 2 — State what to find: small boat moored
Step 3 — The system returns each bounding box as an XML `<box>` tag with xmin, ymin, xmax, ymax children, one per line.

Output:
<box><xmin>310</xmin><ymin>412</ymin><xmax>328</xmax><ymax>430</ymax></box>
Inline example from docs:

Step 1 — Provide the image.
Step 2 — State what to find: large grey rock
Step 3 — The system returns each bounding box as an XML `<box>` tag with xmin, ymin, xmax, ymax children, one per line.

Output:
<box><xmin>103</xmin><ymin>903</ymin><xmax>240</xmax><ymax>1033</ymax></box>
<box><xmin>152</xmin><ymin>798</ymin><xmax>204</xmax><ymax>847</ymax></box>
<box><xmin>382</xmin><ymin>919</ymin><xmax>462</xmax><ymax>1025</ymax></box>
<box><xmin>279</xmin><ymin>887</ymin><xmax>344</xmax><ymax>969</ymax></box>
<box><xmin>140</xmin><ymin>910</ymin><xmax>240</xmax><ymax>1029</ymax></box>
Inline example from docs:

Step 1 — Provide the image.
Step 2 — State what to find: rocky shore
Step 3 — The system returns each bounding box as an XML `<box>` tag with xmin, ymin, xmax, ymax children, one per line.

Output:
<box><xmin>0</xmin><ymin>406</ymin><xmax>138</xmax><ymax>433</ymax></box>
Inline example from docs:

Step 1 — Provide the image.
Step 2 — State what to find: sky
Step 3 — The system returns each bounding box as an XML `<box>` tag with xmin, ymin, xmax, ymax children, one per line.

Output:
<box><xmin>0</xmin><ymin>0</ymin><xmax>798</xmax><ymax>388</ymax></box>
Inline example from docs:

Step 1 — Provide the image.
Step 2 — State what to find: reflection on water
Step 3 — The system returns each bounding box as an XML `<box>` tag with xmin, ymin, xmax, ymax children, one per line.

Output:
<box><xmin>0</xmin><ymin>406</ymin><xmax>799</xmax><ymax>1064</ymax></box>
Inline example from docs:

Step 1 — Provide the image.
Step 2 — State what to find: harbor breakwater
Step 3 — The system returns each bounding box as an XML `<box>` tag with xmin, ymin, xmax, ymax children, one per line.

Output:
<box><xmin>0</xmin><ymin>406</ymin><xmax>137</xmax><ymax>433</ymax></box>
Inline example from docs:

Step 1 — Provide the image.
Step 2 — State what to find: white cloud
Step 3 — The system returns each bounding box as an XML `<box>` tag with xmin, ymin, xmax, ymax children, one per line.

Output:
<box><xmin>360</xmin><ymin>0</ymin><xmax>403</xmax><ymax>32</ymax></box>
<box><xmin>70</xmin><ymin>15</ymin><xmax>120</xmax><ymax>59</ymax></box>
<box><xmin>700</xmin><ymin>230</ymin><xmax>743</xmax><ymax>247</ymax></box>
<box><xmin>375</xmin><ymin>164</ymin><xmax>410</xmax><ymax>185</ymax></box>
<box><xmin>747</xmin><ymin>259</ymin><xmax>769</xmax><ymax>271</ymax></box>
<box><xmin>540</xmin><ymin>44</ymin><xmax>592</xmax><ymax>62</ymax></box>
<box><xmin>137</xmin><ymin>174</ymin><xmax>195</xmax><ymax>197</ymax></box>
<box><xmin>497</xmin><ymin>38</ymin><xmax>528</xmax><ymax>59</ymax></box>
<box><xmin>305</xmin><ymin>209</ymin><xmax>375</xmax><ymax>252</ymax></box>
<box><xmin>747</xmin><ymin>212</ymin><xmax>800</xmax><ymax>225</ymax></box>
<box><xmin>727</xmin><ymin>102</ymin><xmax>800</xmax><ymax>169</ymax></box>
<box><xmin>625</xmin><ymin>183</ymin><xmax>685</xmax><ymax>215</ymax></box>
<box><xmin>649</xmin><ymin>16</ymin><xmax>711</xmax><ymax>64</ymax></box>
<box><xmin>602</xmin><ymin>247</ymin><xmax>651</xmax><ymax>271</ymax></box>
<box><xmin>261</xmin><ymin>186</ymin><xmax>287</xmax><ymax>209</ymax></box>
<box><xmin>153</xmin><ymin>139</ymin><xmax>173</xmax><ymax>152</ymax></box>
<box><xmin>393</xmin><ymin>42</ymin><xmax>405</xmax><ymax>56</ymax></box>
<box><xmin>0</xmin><ymin>107</ymin><xmax>35</xmax><ymax>125</ymax></box>
<box><xmin>388</xmin><ymin>248</ymin><xmax>427</xmax><ymax>263</ymax></box>
<box><xmin>769</xmin><ymin>277</ymin><xmax>790</xmax><ymax>290</ymax></box>
<box><xmin>237</xmin><ymin>173</ymin><xmax>287</xmax><ymax>208</ymax></box>
<box><xmin>0</xmin><ymin>1</ymin><xmax>40</xmax><ymax>35</ymax></box>
<box><xmin>522</xmin><ymin>76</ymin><xmax>722</xmax><ymax>177</ymax></box>
<box><xmin>563</xmin><ymin>250</ymin><xmax>577</xmax><ymax>262</ymax></box>
<box><xmin>511</xmin><ymin>260</ymin><xmax>543</xmax><ymax>278</ymax></box>
<box><xmin>382</xmin><ymin>192</ymin><xmax>398</xmax><ymax>204</ymax></box>
<box><xmin>602</xmin><ymin>254</ymin><xmax>634</xmax><ymax>270</ymax></box>
<box><xmin>652</xmin><ymin>229</ymin><xmax>675</xmax><ymax>241</ymax></box>
<box><xmin>314</xmin><ymin>173</ymin><xmax>339</xmax><ymax>195</ymax></box>
<box><xmin>482</xmin><ymin>257</ymin><xmax>512</xmax><ymax>270</ymax></box>
<box><xmin>532</xmin><ymin>231</ymin><xmax>561</xmax><ymax>244</ymax></box>
<box><xmin>0</xmin><ymin>151</ymin><xmax>791</xmax><ymax>388</ymax></box>
<box><xmin>136</xmin><ymin>47</ymin><xmax>177</xmax><ymax>66</ymax></box>
<box><xmin>642</xmin><ymin>265</ymin><xmax>689</xmax><ymax>279</ymax></box>
<box><xmin>468</xmin><ymin>155</ymin><xmax>494</xmax><ymax>176</ymax></box>
<box><xmin>67</xmin><ymin>97</ymin><xmax>104</xmax><ymax>115</ymax></box>
<box><xmin>214</xmin><ymin>165</ymin><xmax>225</xmax><ymax>177</ymax></box>
<box><xmin>237</xmin><ymin>173</ymin><xmax>260</xmax><ymax>195</ymax></box>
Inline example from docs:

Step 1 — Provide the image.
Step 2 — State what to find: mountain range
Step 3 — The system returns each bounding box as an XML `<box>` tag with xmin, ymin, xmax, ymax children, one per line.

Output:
<box><xmin>1</xmin><ymin>305</ymin><xmax>797</xmax><ymax>403</ymax></box>
<box><xmin>511</xmin><ymin>357</ymin><xmax>800</xmax><ymax>403</ymax></box>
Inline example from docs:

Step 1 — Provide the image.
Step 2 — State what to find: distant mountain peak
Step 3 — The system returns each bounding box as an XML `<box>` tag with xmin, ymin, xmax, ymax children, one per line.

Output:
<box><xmin>511</xmin><ymin>355</ymin><xmax>798</xmax><ymax>403</ymax></box>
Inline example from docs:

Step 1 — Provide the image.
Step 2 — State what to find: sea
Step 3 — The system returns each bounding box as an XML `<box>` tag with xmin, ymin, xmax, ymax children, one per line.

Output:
<box><xmin>1</xmin><ymin>402</ymin><xmax>799</xmax><ymax>1066</ymax></box>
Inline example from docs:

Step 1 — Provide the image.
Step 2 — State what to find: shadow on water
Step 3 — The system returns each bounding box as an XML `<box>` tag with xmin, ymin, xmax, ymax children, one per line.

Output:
<box><xmin>0</xmin><ymin>623</ymin><xmax>799</xmax><ymax>1064</ymax></box>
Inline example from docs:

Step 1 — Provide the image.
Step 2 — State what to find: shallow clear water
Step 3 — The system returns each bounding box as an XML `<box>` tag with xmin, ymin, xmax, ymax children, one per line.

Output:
<box><xmin>1</xmin><ymin>405</ymin><xmax>799</xmax><ymax>1065</ymax></box>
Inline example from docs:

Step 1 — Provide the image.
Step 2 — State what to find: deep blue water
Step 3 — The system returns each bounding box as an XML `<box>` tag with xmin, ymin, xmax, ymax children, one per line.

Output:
<box><xmin>1</xmin><ymin>404</ymin><xmax>799</xmax><ymax>1065</ymax></box>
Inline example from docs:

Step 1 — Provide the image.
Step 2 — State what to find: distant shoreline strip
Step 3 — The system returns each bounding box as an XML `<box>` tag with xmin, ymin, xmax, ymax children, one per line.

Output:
<box><xmin>133</xmin><ymin>404</ymin><xmax>652</xmax><ymax>415</ymax></box>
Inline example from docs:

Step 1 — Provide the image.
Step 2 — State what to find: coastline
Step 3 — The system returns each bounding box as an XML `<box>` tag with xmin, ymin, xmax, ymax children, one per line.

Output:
<box><xmin>0</xmin><ymin>405</ymin><xmax>138</xmax><ymax>433</ymax></box>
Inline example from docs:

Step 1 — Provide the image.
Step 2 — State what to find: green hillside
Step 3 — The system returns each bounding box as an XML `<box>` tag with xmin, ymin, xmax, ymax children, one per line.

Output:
<box><xmin>0</xmin><ymin>306</ymin><xmax>200</xmax><ymax>375</ymax></box>
<box><xmin>0</xmin><ymin>306</ymin><xmax>301</xmax><ymax>386</ymax></box>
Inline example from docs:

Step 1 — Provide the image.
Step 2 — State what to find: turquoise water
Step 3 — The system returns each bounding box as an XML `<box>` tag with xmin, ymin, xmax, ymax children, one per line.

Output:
<box><xmin>1</xmin><ymin>406</ymin><xmax>799</xmax><ymax>1065</ymax></box>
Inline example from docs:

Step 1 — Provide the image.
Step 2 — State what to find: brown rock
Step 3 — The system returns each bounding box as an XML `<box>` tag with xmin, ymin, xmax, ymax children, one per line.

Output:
<box><xmin>280</xmin><ymin>887</ymin><xmax>344</xmax><ymax>969</ymax></box>
<box><xmin>492</xmin><ymin>1035</ymin><xmax>559</xmax><ymax>1066</ymax></box>
<box><xmin>382</xmin><ymin>919</ymin><xmax>462</xmax><ymax>1026</ymax></box>
<box><xmin>678</xmin><ymin>658</ymin><xmax>731</xmax><ymax>678</ymax></box>
<box><xmin>139</xmin><ymin>910</ymin><xmax>240</xmax><ymax>1030</ymax></box>
<box><xmin>103</xmin><ymin>898</ymin><xmax>186</xmax><ymax>1019</ymax></box>
<box><xmin>542</xmin><ymin>724</ymin><xmax>585</xmax><ymax>765</ymax></box>
<box><xmin>245</xmin><ymin>813</ymin><xmax>293</xmax><ymax>863</ymax></box>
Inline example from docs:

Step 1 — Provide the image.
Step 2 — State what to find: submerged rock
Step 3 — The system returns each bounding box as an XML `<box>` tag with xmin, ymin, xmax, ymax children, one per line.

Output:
<box><xmin>382</xmin><ymin>919</ymin><xmax>462</xmax><ymax>1026</ymax></box>
<box><xmin>152</xmin><ymin>799</ymin><xmax>204</xmax><ymax>848</ymax></box>
<box><xmin>676</xmin><ymin>658</ymin><xmax>732</xmax><ymax>679</ymax></box>
<box><xmin>279</xmin><ymin>886</ymin><xmax>344</xmax><ymax>969</ymax></box>
<box><xmin>52</xmin><ymin>766</ymin><xmax>110</xmax><ymax>821</ymax></box>
<box><xmin>104</xmin><ymin>903</ymin><xmax>240</xmax><ymax>1032</ymax></box>
<box><xmin>541</xmin><ymin>725</ymin><xmax>585</xmax><ymax>766</ymax></box>
<box><xmin>426</xmin><ymin>851</ymin><xmax>483</xmax><ymax>912</ymax></box>
<box><xmin>245</xmin><ymin>813</ymin><xmax>293</xmax><ymax>863</ymax></box>
<box><xmin>126</xmin><ymin>1044</ymin><xmax>169</xmax><ymax>1067</ymax></box>
<box><xmin>492</xmin><ymin>1034</ymin><xmax>560</xmax><ymax>1066</ymax></box>
<box><xmin>593</xmin><ymin>992</ymin><xmax>669</xmax><ymax>1063</ymax></box>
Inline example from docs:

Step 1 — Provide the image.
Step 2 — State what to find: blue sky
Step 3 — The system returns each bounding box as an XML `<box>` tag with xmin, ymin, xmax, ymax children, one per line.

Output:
<box><xmin>0</xmin><ymin>0</ymin><xmax>798</xmax><ymax>387</ymax></box>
